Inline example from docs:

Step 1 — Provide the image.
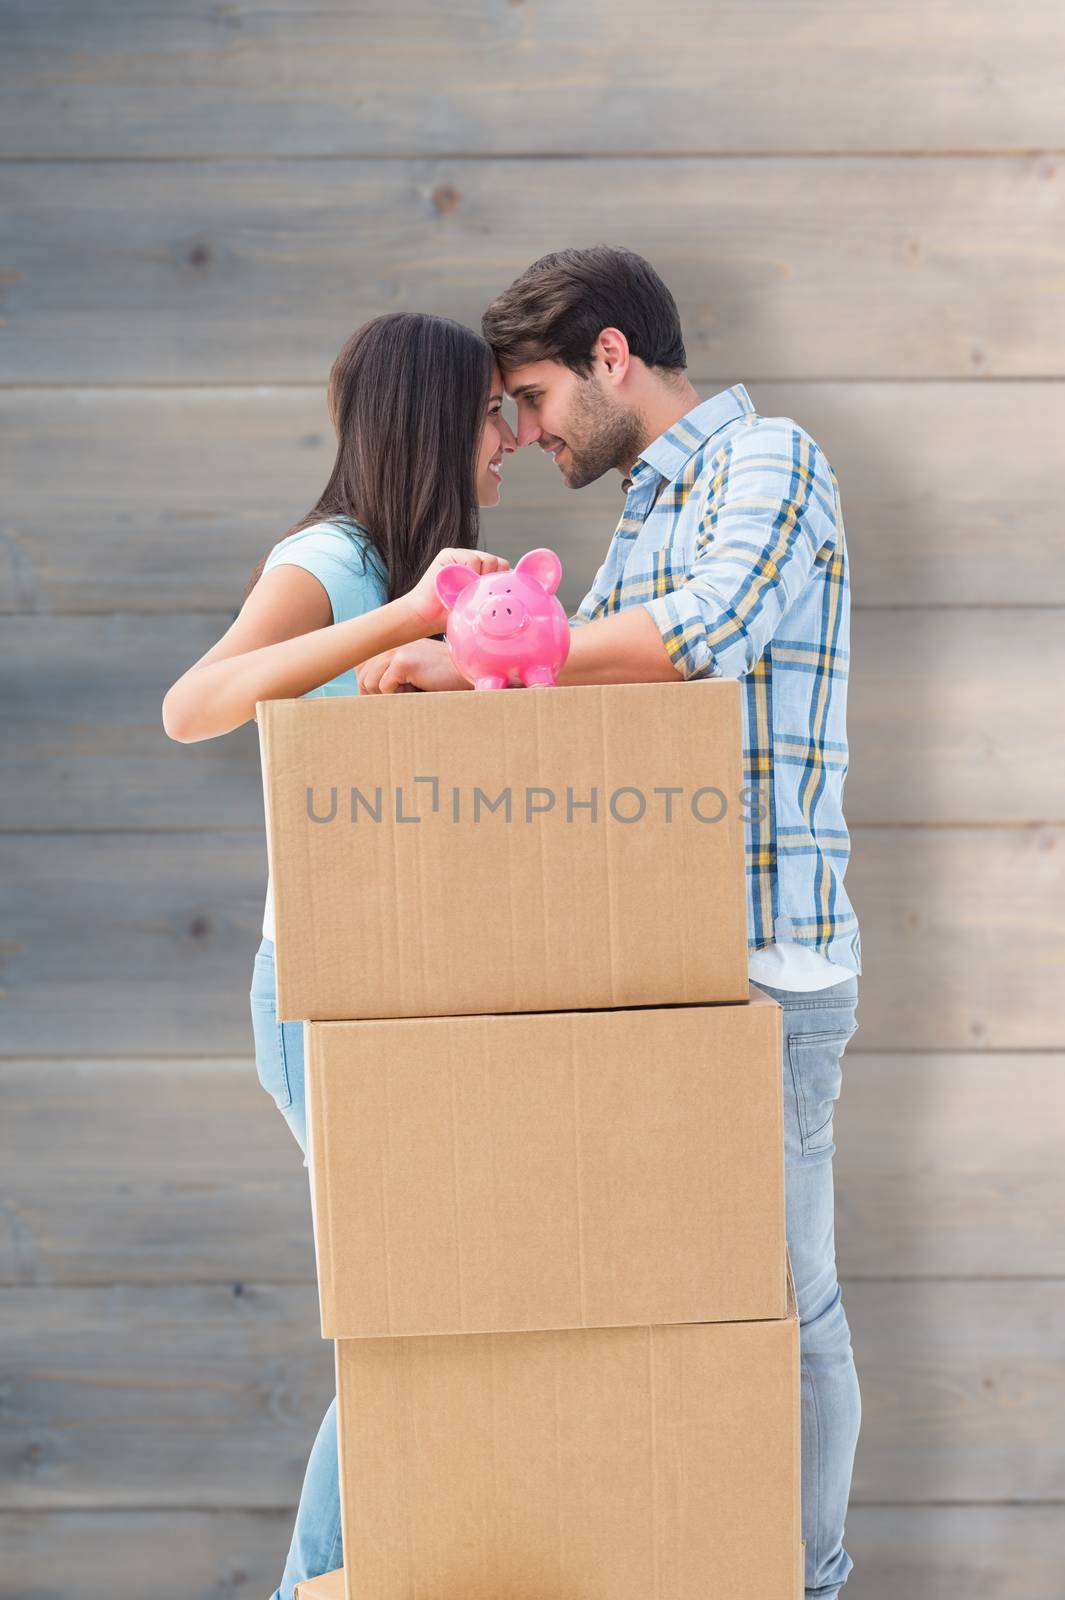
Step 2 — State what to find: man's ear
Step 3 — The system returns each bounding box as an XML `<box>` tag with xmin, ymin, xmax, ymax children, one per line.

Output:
<box><xmin>434</xmin><ymin>562</ymin><xmax>479</xmax><ymax>611</ymax></box>
<box><xmin>514</xmin><ymin>547</ymin><xmax>563</xmax><ymax>595</ymax></box>
<box><xmin>596</xmin><ymin>326</ymin><xmax>631</xmax><ymax>380</ymax></box>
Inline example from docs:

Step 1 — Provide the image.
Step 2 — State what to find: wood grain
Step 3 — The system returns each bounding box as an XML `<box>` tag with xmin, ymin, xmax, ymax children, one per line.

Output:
<box><xmin>2</xmin><ymin>826</ymin><xmax>1062</xmax><ymax>1053</ymax></box>
<box><xmin>4</xmin><ymin>1506</ymin><xmax>1063</xmax><ymax>1600</ymax></box>
<box><xmin>0</xmin><ymin>832</ymin><xmax>269</xmax><ymax>1056</ymax></box>
<box><xmin>1</xmin><ymin>1053</ymin><xmax>1061</xmax><ymax>1288</ymax></box>
<box><xmin>4</xmin><ymin>608</ymin><xmax>1062</xmax><ymax>829</ymax></box>
<box><xmin>4</xmin><ymin>382</ymin><xmax>1065</xmax><ymax>614</ymax></box>
<box><xmin>2</xmin><ymin>1281</ymin><xmax>1062</xmax><ymax>1508</ymax></box>
<box><xmin>3</xmin><ymin>157</ymin><xmax>1063</xmax><ymax>383</ymax></box>
<box><xmin>0</xmin><ymin>1059</ymin><xmax>314</xmax><ymax>1287</ymax></box>
<box><xmin>1</xmin><ymin>1284</ymin><xmax>335</xmax><ymax>1510</ymax></box>
<box><xmin>3</xmin><ymin>1</ymin><xmax>1063</xmax><ymax>159</ymax></box>
<box><xmin>5</xmin><ymin>5</ymin><xmax>1062</xmax><ymax>1581</ymax></box>
<box><xmin>845</xmin><ymin>1279</ymin><xmax>1065</xmax><ymax>1504</ymax></box>
<box><xmin>4</xmin><ymin>1509</ymin><xmax>291</xmax><ymax>1600</ymax></box>
<box><xmin>834</xmin><ymin>1055</ymin><xmax>1065</xmax><ymax>1279</ymax></box>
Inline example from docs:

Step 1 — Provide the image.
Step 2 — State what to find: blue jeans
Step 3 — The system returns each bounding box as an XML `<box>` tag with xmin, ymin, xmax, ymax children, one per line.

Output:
<box><xmin>756</xmin><ymin>972</ymin><xmax>862</xmax><ymax>1598</ymax></box>
<box><xmin>250</xmin><ymin>935</ymin><xmax>861</xmax><ymax>1599</ymax></box>
<box><xmin>249</xmin><ymin>938</ymin><xmax>338</xmax><ymax>1600</ymax></box>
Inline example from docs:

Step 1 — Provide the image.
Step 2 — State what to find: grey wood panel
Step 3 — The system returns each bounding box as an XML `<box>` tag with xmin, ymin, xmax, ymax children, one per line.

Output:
<box><xmin>834</xmin><ymin>1055</ymin><xmax>1065</xmax><ymax>1279</ymax></box>
<box><xmin>1</xmin><ymin>1283</ymin><xmax>334</xmax><ymax>1510</ymax></box>
<box><xmin>2</xmin><ymin>1053</ymin><xmax>1061</xmax><ymax>1288</ymax></box>
<box><xmin>2</xmin><ymin>827</ymin><xmax>1063</xmax><ymax>1053</ymax></box>
<box><xmin>4</xmin><ymin>609</ymin><xmax>1062</xmax><ymax>830</ymax></box>
<box><xmin>4</xmin><ymin>382</ymin><xmax>1064</xmax><ymax>615</ymax></box>
<box><xmin>1</xmin><ymin>615</ymin><xmax>264</xmax><ymax>831</ymax></box>
<box><xmin>3</xmin><ymin>1507</ymin><xmax>1064</xmax><ymax>1600</ymax></box>
<box><xmin>844</xmin><ymin>607</ymin><xmax>1065</xmax><ymax>824</ymax></box>
<box><xmin>2</xmin><ymin>1281</ymin><xmax>1062</xmax><ymax>1508</ymax></box>
<box><xmin>851</xmin><ymin>824</ymin><xmax>1065</xmax><ymax>1050</ymax></box>
<box><xmin>845</xmin><ymin>1279</ymin><xmax>1065</xmax><ymax>1504</ymax></box>
<box><xmin>3</xmin><ymin>158</ymin><xmax>1063</xmax><ymax>383</ymax></box>
<box><xmin>4</xmin><ymin>1</ymin><xmax>1063</xmax><ymax>159</ymax></box>
<box><xmin>8</xmin><ymin>1505</ymin><xmax>1065</xmax><ymax>1600</ymax></box>
<box><xmin>5</xmin><ymin>1510</ymin><xmax>292</xmax><ymax>1600</ymax></box>
<box><xmin>845</xmin><ymin>1506</ymin><xmax>1064</xmax><ymax>1599</ymax></box>
<box><xmin>0</xmin><ymin>832</ymin><xmax>270</xmax><ymax>1056</ymax></box>
<box><xmin>0</xmin><ymin>1059</ymin><xmax>315</xmax><ymax>1288</ymax></box>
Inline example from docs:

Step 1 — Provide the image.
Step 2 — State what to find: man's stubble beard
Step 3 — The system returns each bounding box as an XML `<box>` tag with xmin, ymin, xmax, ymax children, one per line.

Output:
<box><xmin>561</xmin><ymin>379</ymin><xmax>647</xmax><ymax>491</ymax></box>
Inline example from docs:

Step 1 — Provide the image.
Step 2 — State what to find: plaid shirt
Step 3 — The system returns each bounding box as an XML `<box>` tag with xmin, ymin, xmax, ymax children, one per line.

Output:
<box><xmin>571</xmin><ymin>383</ymin><xmax>861</xmax><ymax>975</ymax></box>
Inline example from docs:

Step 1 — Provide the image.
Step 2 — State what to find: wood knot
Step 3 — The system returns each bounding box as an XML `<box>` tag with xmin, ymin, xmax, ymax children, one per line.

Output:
<box><xmin>432</xmin><ymin>184</ymin><xmax>462</xmax><ymax>216</ymax></box>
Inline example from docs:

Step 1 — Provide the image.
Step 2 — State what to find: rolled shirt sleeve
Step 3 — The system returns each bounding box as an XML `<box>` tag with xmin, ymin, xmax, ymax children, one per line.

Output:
<box><xmin>640</xmin><ymin>419</ymin><xmax>838</xmax><ymax>680</ymax></box>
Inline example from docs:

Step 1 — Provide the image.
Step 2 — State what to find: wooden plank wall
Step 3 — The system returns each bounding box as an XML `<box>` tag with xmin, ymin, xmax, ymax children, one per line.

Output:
<box><xmin>2</xmin><ymin>3</ymin><xmax>1064</xmax><ymax>1594</ymax></box>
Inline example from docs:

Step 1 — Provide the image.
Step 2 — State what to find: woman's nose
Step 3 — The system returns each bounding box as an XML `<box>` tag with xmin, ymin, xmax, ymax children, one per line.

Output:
<box><xmin>499</xmin><ymin>415</ymin><xmax>518</xmax><ymax>451</ymax></box>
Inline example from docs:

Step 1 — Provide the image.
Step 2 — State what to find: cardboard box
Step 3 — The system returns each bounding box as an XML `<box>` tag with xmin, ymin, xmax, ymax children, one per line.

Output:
<box><xmin>293</xmin><ymin>1572</ymin><xmax>344</xmax><ymax>1600</ymax></box>
<box><xmin>258</xmin><ymin>681</ymin><xmax>749</xmax><ymax>1022</ymax></box>
<box><xmin>295</xmin><ymin>1543</ymin><xmax>809</xmax><ymax>1597</ymax></box>
<box><xmin>304</xmin><ymin>986</ymin><xmax>786</xmax><ymax>1338</ymax></box>
<box><xmin>334</xmin><ymin>1264</ymin><xmax>800</xmax><ymax>1600</ymax></box>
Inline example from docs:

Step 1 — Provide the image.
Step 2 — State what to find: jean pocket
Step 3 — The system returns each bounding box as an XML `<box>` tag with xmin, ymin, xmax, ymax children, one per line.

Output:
<box><xmin>787</xmin><ymin>1021</ymin><xmax>858</xmax><ymax>1156</ymax></box>
<box><xmin>249</xmin><ymin>954</ymin><xmax>293</xmax><ymax>1112</ymax></box>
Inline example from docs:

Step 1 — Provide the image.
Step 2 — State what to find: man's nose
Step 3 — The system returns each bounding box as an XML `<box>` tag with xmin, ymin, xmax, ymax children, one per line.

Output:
<box><xmin>515</xmin><ymin>413</ymin><xmax>541</xmax><ymax>448</ymax></box>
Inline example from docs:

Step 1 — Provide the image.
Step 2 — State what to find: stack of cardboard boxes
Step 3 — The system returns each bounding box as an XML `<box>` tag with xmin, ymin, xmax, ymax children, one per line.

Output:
<box><xmin>258</xmin><ymin>680</ymin><xmax>802</xmax><ymax>1600</ymax></box>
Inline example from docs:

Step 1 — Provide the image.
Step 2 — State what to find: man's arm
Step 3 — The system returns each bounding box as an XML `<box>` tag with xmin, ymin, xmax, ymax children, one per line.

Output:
<box><xmin>557</xmin><ymin>605</ymin><xmax>682</xmax><ymax>685</ymax></box>
<box><xmin>635</xmin><ymin>419</ymin><xmax>837</xmax><ymax>681</ymax></box>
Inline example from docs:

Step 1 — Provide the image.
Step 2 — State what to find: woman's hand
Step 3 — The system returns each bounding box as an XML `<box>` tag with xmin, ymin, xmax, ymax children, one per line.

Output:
<box><xmin>406</xmin><ymin>547</ymin><xmax>510</xmax><ymax>632</ymax></box>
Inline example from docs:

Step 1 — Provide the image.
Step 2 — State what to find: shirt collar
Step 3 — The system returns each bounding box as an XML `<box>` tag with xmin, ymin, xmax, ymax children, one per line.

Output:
<box><xmin>622</xmin><ymin>383</ymin><xmax>755</xmax><ymax>492</ymax></box>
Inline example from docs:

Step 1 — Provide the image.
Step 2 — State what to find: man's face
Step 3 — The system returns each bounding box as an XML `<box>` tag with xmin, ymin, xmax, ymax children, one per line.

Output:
<box><xmin>502</xmin><ymin>357</ymin><xmax>644</xmax><ymax>489</ymax></box>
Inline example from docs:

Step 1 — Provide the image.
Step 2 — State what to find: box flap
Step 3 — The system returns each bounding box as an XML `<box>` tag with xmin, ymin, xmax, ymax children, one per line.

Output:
<box><xmin>293</xmin><ymin>1569</ymin><xmax>344</xmax><ymax>1600</ymax></box>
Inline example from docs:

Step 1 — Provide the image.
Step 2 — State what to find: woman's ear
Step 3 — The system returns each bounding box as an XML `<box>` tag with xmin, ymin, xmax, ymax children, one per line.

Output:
<box><xmin>514</xmin><ymin>547</ymin><xmax>563</xmax><ymax>595</ymax></box>
<box><xmin>435</xmin><ymin>562</ymin><xmax>479</xmax><ymax>611</ymax></box>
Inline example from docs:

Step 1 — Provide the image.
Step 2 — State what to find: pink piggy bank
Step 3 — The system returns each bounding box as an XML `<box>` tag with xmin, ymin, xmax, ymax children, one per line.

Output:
<box><xmin>434</xmin><ymin>547</ymin><xmax>570</xmax><ymax>690</ymax></box>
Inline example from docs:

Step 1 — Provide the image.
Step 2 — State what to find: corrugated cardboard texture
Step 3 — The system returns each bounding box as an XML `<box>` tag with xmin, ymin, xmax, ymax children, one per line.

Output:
<box><xmin>304</xmin><ymin>988</ymin><xmax>786</xmax><ymax>1339</ymax></box>
<box><xmin>293</xmin><ymin>1571</ymin><xmax>344</xmax><ymax>1600</ymax></box>
<box><xmin>335</xmin><ymin>1301</ymin><xmax>801</xmax><ymax>1600</ymax></box>
<box><xmin>258</xmin><ymin>680</ymin><xmax>749</xmax><ymax>1021</ymax></box>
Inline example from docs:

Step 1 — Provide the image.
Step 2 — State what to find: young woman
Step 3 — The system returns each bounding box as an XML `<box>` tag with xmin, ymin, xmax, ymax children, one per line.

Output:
<box><xmin>161</xmin><ymin>311</ymin><xmax>517</xmax><ymax>1600</ymax></box>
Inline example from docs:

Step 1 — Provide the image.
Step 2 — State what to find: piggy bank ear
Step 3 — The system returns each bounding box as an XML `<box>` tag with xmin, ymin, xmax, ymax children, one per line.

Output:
<box><xmin>514</xmin><ymin>547</ymin><xmax>562</xmax><ymax>595</ymax></box>
<box><xmin>435</xmin><ymin>562</ymin><xmax>478</xmax><ymax>611</ymax></box>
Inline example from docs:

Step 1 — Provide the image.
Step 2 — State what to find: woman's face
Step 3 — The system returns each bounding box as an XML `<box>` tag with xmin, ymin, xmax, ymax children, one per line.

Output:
<box><xmin>475</xmin><ymin>366</ymin><xmax>518</xmax><ymax>508</ymax></box>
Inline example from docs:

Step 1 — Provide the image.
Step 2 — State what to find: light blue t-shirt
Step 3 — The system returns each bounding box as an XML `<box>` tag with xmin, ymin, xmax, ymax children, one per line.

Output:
<box><xmin>260</xmin><ymin>518</ymin><xmax>389</xmax><ymax>938</ymax></box>
<box><xmin>260</xmin><ymin>517</ymin><xmax>390</xmax><ymax>697</ymax></box>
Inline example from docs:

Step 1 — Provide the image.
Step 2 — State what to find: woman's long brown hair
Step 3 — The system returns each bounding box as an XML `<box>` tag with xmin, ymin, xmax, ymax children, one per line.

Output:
<box><xmin>242</xmin><ymin>312</ymin><xmax>494</xmax><ymax>607</ymax></box>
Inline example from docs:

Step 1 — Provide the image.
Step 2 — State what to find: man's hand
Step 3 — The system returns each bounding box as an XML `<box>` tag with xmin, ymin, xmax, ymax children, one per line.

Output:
<box><xmin>357</xmin><ymin>638</ymin><xmax>471</xmax><ymax>695</ymax></box>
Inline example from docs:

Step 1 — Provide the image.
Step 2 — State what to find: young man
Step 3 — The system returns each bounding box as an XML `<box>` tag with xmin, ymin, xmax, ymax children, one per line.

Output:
<box><xmin>360</xmin><ymin>245</ymin><xmax>863</xmax><ymax>1600</ymax></box>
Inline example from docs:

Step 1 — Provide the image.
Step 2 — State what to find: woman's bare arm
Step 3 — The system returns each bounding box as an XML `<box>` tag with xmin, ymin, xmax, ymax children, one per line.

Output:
<box><xmin>161</xmin><ymin>548</ymin><xmax>507</xmax><ymax>744</ymax></box>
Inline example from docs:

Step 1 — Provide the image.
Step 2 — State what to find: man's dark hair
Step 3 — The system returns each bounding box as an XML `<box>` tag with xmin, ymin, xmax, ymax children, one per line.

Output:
<box><xmin>482</xmin><ymin>245</ymin><xmax>687</xmax><ymax>378</ymax></box>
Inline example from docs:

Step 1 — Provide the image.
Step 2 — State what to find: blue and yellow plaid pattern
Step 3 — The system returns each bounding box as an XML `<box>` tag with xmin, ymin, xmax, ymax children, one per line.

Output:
<box><xmin>571</xmin><ymin>383</ymin><xmax>861</xmax><ymax>973</ymax></box>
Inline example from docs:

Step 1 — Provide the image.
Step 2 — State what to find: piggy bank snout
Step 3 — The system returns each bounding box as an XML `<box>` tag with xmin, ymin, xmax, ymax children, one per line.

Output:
<box><xmin>475</xmin><ymin>589</ymin><xmax>530</xmax><ymax>639</ymax></box>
